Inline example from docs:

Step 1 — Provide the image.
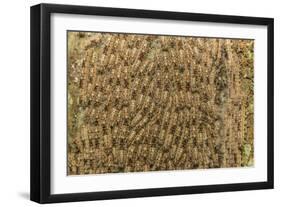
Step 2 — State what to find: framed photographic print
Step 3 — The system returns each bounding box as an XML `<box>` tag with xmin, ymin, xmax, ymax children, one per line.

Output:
<box><xmin>30</xmin><ymin>3</ymin><xmax>274</xmax><ymax>203</ymax></box>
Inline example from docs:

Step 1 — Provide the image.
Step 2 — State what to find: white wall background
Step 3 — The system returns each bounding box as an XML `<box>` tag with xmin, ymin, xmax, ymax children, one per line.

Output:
<box><xmin>0</xmin><ymin>0</ymin><xmax>279</xmax><ymax>206</ymax></box>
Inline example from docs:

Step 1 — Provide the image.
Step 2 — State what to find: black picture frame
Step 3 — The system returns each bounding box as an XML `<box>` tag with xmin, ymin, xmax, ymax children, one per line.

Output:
<box><xmin>30</xmin><ymin>3</ymin><xmax>274</xmax><ymax>204</ymax></box>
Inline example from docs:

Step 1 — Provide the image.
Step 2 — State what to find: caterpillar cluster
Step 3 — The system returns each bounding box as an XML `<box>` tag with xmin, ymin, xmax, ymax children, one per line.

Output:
<box><xmin>67</xmin><ymin>32</ymin><xmax>254</xmax><ymax>175</ymax></box>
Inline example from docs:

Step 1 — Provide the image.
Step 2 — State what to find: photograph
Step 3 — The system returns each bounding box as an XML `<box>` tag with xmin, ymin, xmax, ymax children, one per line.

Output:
<box><xmin>67</xmin><ymin>31</ymin><xmax>254</xmax><ymax>175</ymax></box>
